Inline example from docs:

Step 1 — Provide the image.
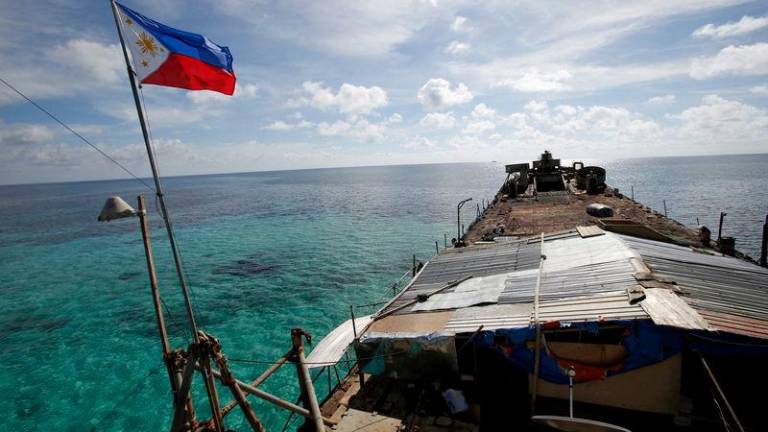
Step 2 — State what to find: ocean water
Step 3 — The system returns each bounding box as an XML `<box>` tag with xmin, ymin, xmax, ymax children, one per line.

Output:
<box><xmin>0</xmin><ymin>154</ymin><xmax>766</xmax><ymax>431</ymax></box>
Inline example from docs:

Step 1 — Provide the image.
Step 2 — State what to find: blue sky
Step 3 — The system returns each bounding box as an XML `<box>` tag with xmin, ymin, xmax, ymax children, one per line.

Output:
<box><xmin>0</xmin><ymin>0</ymin><xmax>767</xmax><ymax>184</ymax></box>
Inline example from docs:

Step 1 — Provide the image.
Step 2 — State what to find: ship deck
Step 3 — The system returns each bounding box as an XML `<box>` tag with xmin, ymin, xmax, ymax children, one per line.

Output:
<box><xmin>312</xmin><ymin>158</ymin><xmax>768</xmax><ymax>432</ymax></box>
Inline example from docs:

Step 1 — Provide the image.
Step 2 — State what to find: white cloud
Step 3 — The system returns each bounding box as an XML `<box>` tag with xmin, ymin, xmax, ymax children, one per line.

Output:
<box><xmin>750</xmin><ymin>84</ymin><xmax>768</xmax><ymax>95</ymax></box>
<box><xmin>262</xmin><ymin>120</ymin><xmax>312</xmax><ymax>130</ymax></box>
<box><xmin>693</xmin><ymin>15</ymin><xmax>768</xmax><ymax>39</ymax></box>
<box><xmin>470</xmin><ymin>103</ymin><xmax>497</xmax><ymax>119</ymax></box>
<box><xmin>212</xmin><ymin>0</ymin><xmax>444</xmax><ymax>57</ymax></box>
<box><xmin>673</xmin><ymin>95</ymin><xmax>768</xmax><ymax>144</ymax></box>
<box><xmin>451</xmin><ymin>16</ymin><xmax>472</xmax><ymax>33</ymax></box>
<box><xmin>387</xmin><ymin>113</ymin><xmax>403</xmax><ymax>124</ymax></box>
<box><xmin>47</xmin><ymin>39</ymin><xmax>123</xmax><ymax>85</ymax></box>
<box><xmin>690</xmin><ymin>43</ymin><xmax>768</xmax><ymax>79</ymax></box>
<box><xmin>551</xmin><ymin>105</ymin><xmax>660</xmax><ymax>138</ymax></box>
<box><xmin>402</xmin><ymin>136</ymin><xmax>436</xmax><ymax>149</ymax></box>
<box><xmin>444</xmin><ymin>41</ymin><xmax>471</xmax><ymax>55</ymax></box>
<box><xmin>187</xmin><ymin>83</ymin><xmax>258</xmax><ymax>104</ymax></box>
<box><xmin>294</xmin><ymin>81</ymin><xmax>388</xmax><ymax>116</ymax></box>
<box><xmin>317</xmin><ymin>120</ymin><xmax>351</xmax><ymax>136</ymax></box>
<box><xmin>419</xmin><ymin>112</ymin><xmax>456</xmax><ymax>129</ymax></box>
<box><xmin>108</xmin><ymin>103</ymin><xmax>224</xmax><ymax>126</ymax></box>
<box><xmin>316</xmin><ymin>119</ymin><xmax>386</xmax><ymax>141</ymax></box>
<box><xmin>417</xmin><ymin>78</ymin><xmax>473</xmax><ymax>110</ymax></box>
<box><xmin>335</xmin><ymin>83</ymin><xmax>388</xmax><ymax>115</ymax></box>
<box><xmin>647</xmin><ymin>94</ymin><xmax>676</xmax><ymax>104</ymax></box>
<box><xmin>494</xmin><ymin>68</ymin><xmax>572</xmax><ymax>92</ymax></box>
<box><xmin>0</xmin><ymin>123</ymin><xmax>56</xmax><ymax>146</ymax></box>
<box><xmin>462</xmin><ymin>120</ymin><xmax>496</xmax><ymax>135</ymax></box>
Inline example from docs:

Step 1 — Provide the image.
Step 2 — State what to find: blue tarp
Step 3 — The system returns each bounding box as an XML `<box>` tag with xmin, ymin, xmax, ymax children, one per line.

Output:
<box><xmin>476</xmin><ymin>320</ymin><xmax>684</xmax><ymax>384</ymax></box>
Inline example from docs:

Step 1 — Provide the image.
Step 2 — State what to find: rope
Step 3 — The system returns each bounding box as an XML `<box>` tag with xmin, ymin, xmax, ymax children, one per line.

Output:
<box><xmin>0</xmin><ymin>76</ymin><xmax>155</xmax><ymax>192</ymax></box>
<box><xmin>2</xmin><ymin>75</ymin><xmax>199</xmax><ymax>343</ymax></box>
<box><xmin>159</xmin><ymin>294</ymin><xmax>192</xmax><ymax>341</ymax></box>
<box><xmin>138</xmin><ymin>85</ymin><xmax>200</xmax><ymax>331</ymax></box>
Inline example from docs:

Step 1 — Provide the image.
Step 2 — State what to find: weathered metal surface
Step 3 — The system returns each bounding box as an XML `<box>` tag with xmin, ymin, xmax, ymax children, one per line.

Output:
<box><xmin>639</xmin><ymin>288</ymin><xmax>709</xmax><ymax>330</ymax></box>
<box><xmin>500</xmin><ymin>233</ymin><xmax>639</xmax><ymax>304</ymax></box>
<box><xmin>542</xmin><ymin>233</ymin><xmax>637</xmax><ymax>272</ymax></box>
<box><xmin>576</xmin><ymin>225</ymin><xmax>605</xmax><ymax>238</ymax></box>
<box><xmin>380</xmin><ymin>240</ymin><xmax>541</xmax><ymax>315</ymax></box>
<box><xmin>306</xmin><ymin>315</ymin><xmax>373</xmax><ymax>368</ymax></box>
<box><xmin>620</xmin><ymin>234</ymin><xmax>768</xmax><ymax>325</ymax></box>
<box><xmin>411</xmin><ymin>273</ymin><xmax>511</xmax><ymax>312</ymax></box>
<box><xmin>535</xmin><ymin>291</ymin><xmax>648</xmax><ymax>323</ymax></box>
<box><xmin>696</xmin><ymin>310</ymin><xmax>768</xmax><ymax>340</ymax></box>
<box><xmin>444</xmin><ymin>304</ymin><xmax>532</xmax><ymax>333</ymax></box>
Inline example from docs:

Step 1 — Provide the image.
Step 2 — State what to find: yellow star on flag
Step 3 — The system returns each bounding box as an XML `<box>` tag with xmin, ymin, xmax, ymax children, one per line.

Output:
<box><xmin>135</xmin><ymin>32</ymin><xmax>158</xmax><ymax>57</ymax></box>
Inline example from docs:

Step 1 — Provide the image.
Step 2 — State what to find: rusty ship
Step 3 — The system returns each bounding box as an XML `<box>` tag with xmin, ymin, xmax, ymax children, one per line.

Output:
<box><xmin>112</xmin><ymin>150</ymin><xmax>768</xmax><ymax>432</ymax></box>
<box><xmin>294</xmin><ymin>151</ymin><xmax>768</xmax><ymax>432</ymax></box>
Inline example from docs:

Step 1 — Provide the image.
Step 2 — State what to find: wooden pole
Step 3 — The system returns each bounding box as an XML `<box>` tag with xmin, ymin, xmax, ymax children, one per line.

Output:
<box><xmin>206</xmin><ymin>368</ymin><xmax>336</xmax><ymax>426</ymax></box>
<box><xmin>136</xmin><ymin>196</ymin><xmax>172</xmax><ymax>367</ymax></box>
<box><xmin>699</xmin><ymin>353</ymin><xmax>745</xmax><ymax>432</ymax></box>
<box><xmin>171</xmin><ymin>354</ymin><xmax>198</xmax><ymax>432</ymax></box>
<box><xmin>222</xmin><ymin>352</ymin><xmax>291</xmax><ymax>417</ymax></box>
<box><xmin>663</xmin><ymin>200</ymin><xmax>667</xmax><ymax>217</ymax></box>
<box><xmin>212</xmin><ymin>346</ymin><xmax>265</xmax><ymax>431</ymax></box>
<box><xmin>292</xmin><ymin>329</ymin><xmax>326</xmax><ymax>431</ymax></box>
<box><xmin>200</xmin><ymin>347</ymin><xmax>225</xmax><ymax>431</ymax></box>
<box><xmin>111</xmin><ymin>3</ymin><xmax>222</xmax><ymax>429</ymax></box>
<box><xmin>435</xmin><ymin>241</ymin><xmax>439</xmax><ymax>255</ymax></box>
<box><xmin>530</xmin><ymin>233</ymin><xmax>545</xmax><ymax>415</ymax></box>
<box><xmin>412</xmin><ymin>254</ymin><xmax>417</xmax><ymax>277</ymax></box>
<box><xmin>138</xmin><ymin>195</ymin><xmax>196</xmax><ymax>430</ymax></box>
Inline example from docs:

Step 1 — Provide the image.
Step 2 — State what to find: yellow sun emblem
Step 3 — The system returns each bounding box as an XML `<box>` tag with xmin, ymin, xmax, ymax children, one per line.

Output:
<box><xmin>136</xmin><ymin>32</ymin><xmax>158</xmax><ymax>57</ymax></box>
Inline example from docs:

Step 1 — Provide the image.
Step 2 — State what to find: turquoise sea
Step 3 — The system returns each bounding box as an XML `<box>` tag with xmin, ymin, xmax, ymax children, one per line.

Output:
<box><xmin>1</xmin><ymin>154</ymin><xmax>766</xmax><ymax>431</ymax></box>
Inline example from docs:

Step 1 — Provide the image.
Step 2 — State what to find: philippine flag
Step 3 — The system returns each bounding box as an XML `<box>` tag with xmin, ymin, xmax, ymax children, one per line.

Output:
<box><xmin>115</xmin><ymin>3</ymin><xmax>236</xmax><ymax>95</ymax></box>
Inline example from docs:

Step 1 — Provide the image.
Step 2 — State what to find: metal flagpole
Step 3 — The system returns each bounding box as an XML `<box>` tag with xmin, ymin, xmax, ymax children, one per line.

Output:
<box><xmin>110</xmin><ymin>0</ymin><xmax>200</xmax><ymax>343</ymax></box>
<box><xmin>110</xmin><ymin>2</ymin><xmax>224</xmax><ymax>430</ymax></box>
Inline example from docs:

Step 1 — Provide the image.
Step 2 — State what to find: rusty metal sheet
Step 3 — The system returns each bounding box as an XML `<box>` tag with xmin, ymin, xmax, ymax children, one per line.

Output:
<box><xmin>445</xmin><ymin>304</ymin><xmax>532</xmax><ymax>333</ymax></box>
<box><xmin>619</xmin><ymin>234</ymin><xmax>768</xmax><ymax>332</ymax></box>
<box><xmin>640</xmin><ymin>288</ymin><xmax>709</xmax><ymax>330</ymax></box>
<box><xmin>576</xmin><ymin>225</ymin><xmax>605</xmax><ymax>238</ymax></box>
<box><xmin>696</xmin><ymin>310</ymin><xmax>768</xmax><ymax>340</ymax></box>
<box><xmin>535</xmin><ymin>291</ymin><xmax>648</xmax><ymax>324</ymax></box>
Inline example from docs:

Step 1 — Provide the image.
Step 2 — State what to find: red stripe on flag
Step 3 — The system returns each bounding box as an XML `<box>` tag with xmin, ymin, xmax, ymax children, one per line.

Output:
<box><xmin>142</xmin><ymin>53</ymin><xmax>236</xmax><ymax>95</ymax></box>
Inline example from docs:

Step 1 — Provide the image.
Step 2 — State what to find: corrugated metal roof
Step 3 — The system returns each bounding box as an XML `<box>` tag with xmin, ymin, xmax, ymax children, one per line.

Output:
<box><xmin>536</xmin><ymin>291</ymin><xmax>648</xmax><ymax>323</ymax></box>
<box><xmin>620</xmin><ymin>234</ymin><xmax>768</xmax><ymax>338</ymax></box>
<box><xmin>640</xmin><ymin>288</ymin><xmax>709</xmax><ymax>330</ymax></box>
<box><xmin>444</xmin><ymin>304</ymin><xmax>532</xmax><ymax>333</ymax></box>
<box><xmin>499</xmin><ymin>234</ymin><xmax>638</xmax><ymax>304</ymax></box>
<box><xmin>380</xmin><ymin>239</ymin><xmax>541</xmax><ymax>315</ymax></box>
<box><xmin>306</xmin><ymin>315</ymin><xmax>373</xmax><ymax>368</ymax></box>
<box><xmin>696</xmin><ymin>310</ymin><xmax>768</xmax><ymax>339</ymax></box>
<box><xmin>370</xmin><ymin>230</ymin><xmax>767</xmax><ymax>340</ymax></box>
<box><xmin>499</xmin><ymin>261</ymin><xmax>637</xmax><ymax>304</ymax></box>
